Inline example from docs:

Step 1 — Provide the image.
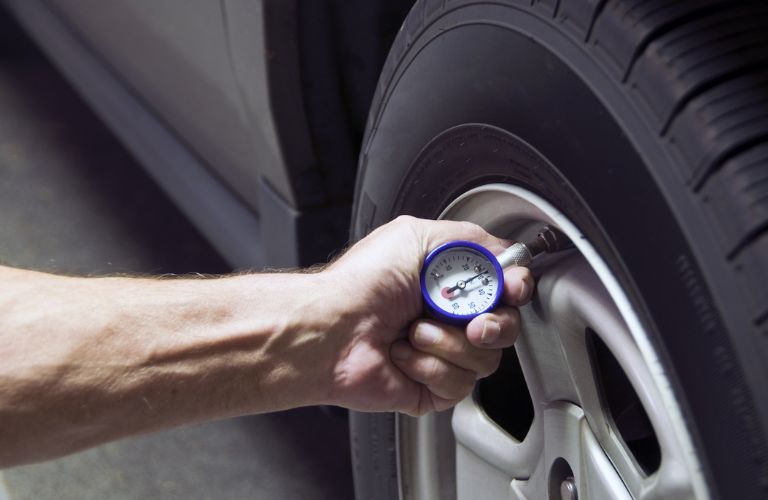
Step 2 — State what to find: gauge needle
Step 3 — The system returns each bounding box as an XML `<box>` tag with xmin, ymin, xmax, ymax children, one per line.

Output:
<box><xmin>443</xmin><ymin>269</ymin><xmax>488</xmax><ymax>298</ymax></box>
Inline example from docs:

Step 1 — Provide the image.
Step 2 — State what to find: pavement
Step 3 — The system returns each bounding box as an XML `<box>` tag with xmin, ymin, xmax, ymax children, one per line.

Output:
<box><xmin>0</xmin><ymin>8</ymin><xmax>354</xmax><ymax>500</ymax></box>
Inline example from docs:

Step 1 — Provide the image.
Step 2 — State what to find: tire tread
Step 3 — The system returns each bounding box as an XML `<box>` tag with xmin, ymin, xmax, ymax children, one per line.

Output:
<box><xmin>367</xmin><ymin>0</ymin><xmax>768</xmax><ymax>276</ymax></box>
<box><xmin>588</xmin><ymin>1</ymin><xmax>768</xmax><ymax>327</ymax></box>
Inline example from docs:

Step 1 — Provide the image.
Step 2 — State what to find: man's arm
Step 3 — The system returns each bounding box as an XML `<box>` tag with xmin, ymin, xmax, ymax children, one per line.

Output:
<box><xmin>0</xmin><ymin>216</ymin><xmax>532</xmax><ymax>468</ymax></box>
<box><xmin>0</xmin><ymin>266</ymin><xmax>342</xmax><ymax>466</ymax></box>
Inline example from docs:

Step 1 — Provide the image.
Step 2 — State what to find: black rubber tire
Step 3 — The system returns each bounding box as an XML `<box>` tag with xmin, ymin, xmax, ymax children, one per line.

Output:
<box><xmin>349</xmin><ymin>1</ymin><xmax>768</xmax><ymax>499</ymax></box>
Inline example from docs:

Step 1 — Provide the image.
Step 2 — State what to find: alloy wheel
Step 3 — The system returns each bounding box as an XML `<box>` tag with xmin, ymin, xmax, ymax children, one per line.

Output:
<box><xmin>397</xmin><ymin>183</ymin><xmax>710</xmax><ymax>500</ymax></box>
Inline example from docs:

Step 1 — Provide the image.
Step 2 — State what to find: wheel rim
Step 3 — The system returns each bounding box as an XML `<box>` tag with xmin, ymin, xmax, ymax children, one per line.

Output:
<box><xmin>397</xmin><ymin>183</ymin><xmax>710</xmax><ymax>500</ymax></box>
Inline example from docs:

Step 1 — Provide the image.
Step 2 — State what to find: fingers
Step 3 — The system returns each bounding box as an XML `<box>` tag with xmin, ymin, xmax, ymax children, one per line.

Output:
<box><xmin>464</xmin><ymin>308</ymin><xmax>522</xmax><ymax>349</ymax></box>
<box><xmin>502</xmin><ymin>266</ymin><xmax>534</xmax><ymax>307</ymax></box>
<box><xmin>390</xmin><ymin>340</ymin><xmax>477</xmax><ymax>400</ymax></box>
<box><xmin>389</xmin><ymin>304</ymin><xmax>525</xmax><ymax>415</ymax></box>
<box><xmin>408</xmin><ymin>320</ymin><xmax>506</xmax><ymax>376</ymax></box>
<box><xmin>390</xmin><ymin>307</ymin><xmax>523</xmax><ymax>402</ymax></box>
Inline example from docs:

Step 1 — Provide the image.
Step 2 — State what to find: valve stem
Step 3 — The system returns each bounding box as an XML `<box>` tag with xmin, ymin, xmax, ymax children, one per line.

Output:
<box><xmin>496</xmin><ymin>226</ymin><xmax>574</xmax><ymax>268</ymax></box>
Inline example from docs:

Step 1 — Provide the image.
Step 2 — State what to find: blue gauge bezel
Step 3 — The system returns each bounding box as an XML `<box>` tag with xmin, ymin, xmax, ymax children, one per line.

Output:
<box><xmin>420</xmin><ymin>240</ymin><xmax>505</xmax><ymax>325</ymax></box>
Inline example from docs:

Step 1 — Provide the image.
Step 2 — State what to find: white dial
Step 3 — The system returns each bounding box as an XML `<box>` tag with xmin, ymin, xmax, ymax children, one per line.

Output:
<box><xmin>423</xmin><ymin>246</ymin><xmax>500</xmax><ymax>318</ymax></box>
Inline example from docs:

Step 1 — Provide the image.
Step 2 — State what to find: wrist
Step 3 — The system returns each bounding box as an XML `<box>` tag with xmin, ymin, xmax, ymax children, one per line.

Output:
<box><xmin>237</xmin><ymin>271</ymin><xmax>348</xmax><ymax>410</ymax></box>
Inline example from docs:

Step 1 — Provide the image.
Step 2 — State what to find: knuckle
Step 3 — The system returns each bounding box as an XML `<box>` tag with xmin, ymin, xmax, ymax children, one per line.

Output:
<box><xmin>426</xmin><ymin>357</ymin><xmax>446</xmax><ymax>381</ymax></box>
<box><xmin>445</xmin><ymin>329</ymin><xmax>468</xmax><ymax>356</ymax></box>
<box><xmin>459</xmin><ymin>221</ymin><xmax>485</xmax><ymax>239</ymax></box>
<box><xmin>394</xmin><ymin>214</ymin><xmax>416</xmax><ymax>227</ymax></box>
<box><xmin>411</xmin><ymin>322</ymin><xmax>443</xmax><ymax>348</ymax></box>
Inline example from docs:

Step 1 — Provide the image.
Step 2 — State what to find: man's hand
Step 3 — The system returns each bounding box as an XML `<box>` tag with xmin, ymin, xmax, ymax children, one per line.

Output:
<box><xmin>321</xmin><ymin>216</ymin><xmax>533</xmax><ymax>416</ymax></box>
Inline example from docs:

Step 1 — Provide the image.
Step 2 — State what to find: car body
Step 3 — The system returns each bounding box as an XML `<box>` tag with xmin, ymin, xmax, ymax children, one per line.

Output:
<box><xmin>3</xmin><ymin>0</ymin><xmax>413</xmax><ymax>269</ymax></box>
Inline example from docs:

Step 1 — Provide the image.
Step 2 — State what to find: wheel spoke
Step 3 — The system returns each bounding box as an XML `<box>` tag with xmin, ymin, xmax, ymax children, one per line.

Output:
<box><xmin>451</xmin><ymin>395</ymin><xmax>542</xmax><ymax>478</ymax></box>
<box><xmin>509</xmin><ymin>403</ymin><xmax>632</xmax><ymax>500</ymax></box>
<box><xmin>527</xmin><ymin>255</ymin><xmax>647</xmax><ymax>489</ymax></box>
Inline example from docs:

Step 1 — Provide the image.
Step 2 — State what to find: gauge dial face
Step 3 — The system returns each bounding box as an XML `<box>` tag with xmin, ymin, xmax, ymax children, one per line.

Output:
<box><xmin>422</xmin><ymin>243</ymin><xmax>502</xmax><ymax>321</ymax></box>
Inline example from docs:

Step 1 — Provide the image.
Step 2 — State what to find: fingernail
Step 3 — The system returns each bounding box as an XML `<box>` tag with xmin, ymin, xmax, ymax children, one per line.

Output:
<box><xmin>481</xmin><ymin>319</ymin><xmax>501</xmax><ymax>345</ymax></box>
<box><xmin>390</xmin><ymin>342</ymin><xmax>412</xmax><ymax>361</ymax></box>
<box><xmin>415</xmin><ymin>323</ymin><xmax>441</xmax><ymax>345</ymax></box>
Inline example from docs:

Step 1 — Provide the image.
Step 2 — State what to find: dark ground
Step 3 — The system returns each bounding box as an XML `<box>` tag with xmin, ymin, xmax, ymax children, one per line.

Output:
<box><xmin>0</xmin><ymin>9</ymin><xmax>353</xmax><ymax>500</ymax></box>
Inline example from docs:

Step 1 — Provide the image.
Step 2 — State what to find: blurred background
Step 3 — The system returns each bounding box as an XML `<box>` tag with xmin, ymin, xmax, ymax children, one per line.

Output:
<box><xmin>0</xmin><ymin>8</ymin><xmax>353</xmax><ymax>500</ymax></box>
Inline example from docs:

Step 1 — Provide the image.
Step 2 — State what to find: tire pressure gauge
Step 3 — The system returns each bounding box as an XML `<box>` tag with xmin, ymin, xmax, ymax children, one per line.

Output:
<box><xmin>420</xmin><ymin>226</ymin><xmax>572</xmax><ymax>325</ymax></box>
<box><xmin>420</xmin><ymin>241</ymin><xmax>504</xmax><ymax>325</ymax></box>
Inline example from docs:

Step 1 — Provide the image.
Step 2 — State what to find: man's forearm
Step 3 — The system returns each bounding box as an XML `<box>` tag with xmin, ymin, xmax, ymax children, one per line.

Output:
<box><xmin>0</xmin><ymin>266</ymin><xmax>338</xmax><ymax>467</ymax></box>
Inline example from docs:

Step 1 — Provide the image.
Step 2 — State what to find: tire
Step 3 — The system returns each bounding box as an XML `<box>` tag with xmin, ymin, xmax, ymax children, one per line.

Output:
<box><xmin>349</xmin><ymin>1</ymin><xmax>768</xmax><ymax>499</ymax></box>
